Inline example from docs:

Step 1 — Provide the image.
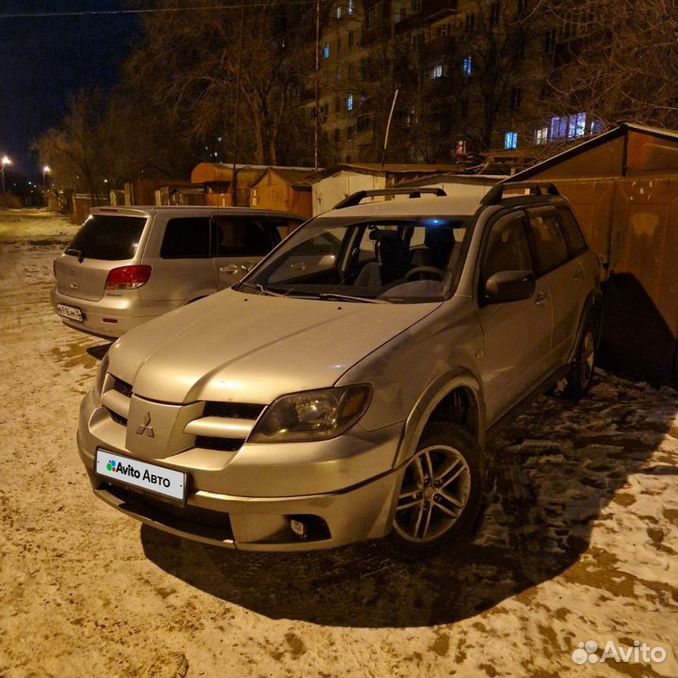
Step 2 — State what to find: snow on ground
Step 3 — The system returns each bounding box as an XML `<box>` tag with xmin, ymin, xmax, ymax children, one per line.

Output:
<box><xmin>0</xmin><ymin>209</ymin><xmax>676</xmax><ymax>678</ymax></box>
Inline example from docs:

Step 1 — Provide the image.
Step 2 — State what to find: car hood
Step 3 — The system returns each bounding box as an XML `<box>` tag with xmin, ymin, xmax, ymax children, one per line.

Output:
<box><xmin>108</xmin><ymin>289</ymin><xmax>440</xmax><ymax>404</ymax></box>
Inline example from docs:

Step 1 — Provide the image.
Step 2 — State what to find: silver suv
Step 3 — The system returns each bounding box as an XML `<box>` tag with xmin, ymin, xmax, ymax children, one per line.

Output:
<box><xmin>52</xmin><ymin>206</ymin><xmax>303</xmax><ymax>338</ymax></box>
<box><xmin>76</xmin><ymin>183</ymin><xmax>601</xmax><ymax>552</ymax></box>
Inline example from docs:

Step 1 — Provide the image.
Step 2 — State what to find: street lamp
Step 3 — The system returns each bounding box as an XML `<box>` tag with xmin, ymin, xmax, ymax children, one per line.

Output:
<box><xmin>42</xmin><ymin>165</ymin><xmax>51</xmax><ymax>191</ymax></box>
<box><xmin>1</xmin><ymin>156</ymin><xmax>12</xmax><ymax>194</ymax></box>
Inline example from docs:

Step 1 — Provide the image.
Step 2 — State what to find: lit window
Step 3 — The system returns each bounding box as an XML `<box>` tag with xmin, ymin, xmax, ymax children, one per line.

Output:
<box><xmin>591</xmin><ymin>119</ymin><xmax>603</xmax><ymax>135</ymax></box>
<box><xmin>504</xmin><ymin>131</ymin><xmax>518</xmax><ymax>149</ymax></box>
<box><xmin>322</xmin><ymin>42</ymin><xmax>330</xmax><ymax>59</ymax></box>
<box><xmin>456</xmin><ymin>139</ymin><xmax>467</xmax><ymax>155</ymax></box>
<box><xmin>569</xmin><ymin>112</ymin><xmax>587</xmax><ymax>138</ymax></box>
<box><xmin>430</xmin><ymin>64</ymin><xmax>444</xmax><ymax>79</ymax></box>
<box><xmin>534</xmin><ymin>126</ymin><xmax>548</xmax><ymax>144</ymax></box>
<box><xmin>463</xmin><ymin>56</ymin><xmax>473</xmax><ymax>76</ymax></box>
<box><xmin>336</xmin><ymin>5</ymin><xmax>342</xmax><ymax>18</ymax></box>
<box><xmin>550</xmin><ymin>115</ymin><xmax>568</xmax><ymax>140</ymax></box>
<box><xmin>348</xmin><ymin>0</ymin><xmax>355</xmax><ymax>14</ymax></box>
<box><xmin>347</xmin><ymin>94</ymin><xmax>354</xmax><ymax>111</ymax></box>
<box><xmin>551</xmin><ymin>112</ymin><xmax>587</xmax><ymax>140</ymax></box>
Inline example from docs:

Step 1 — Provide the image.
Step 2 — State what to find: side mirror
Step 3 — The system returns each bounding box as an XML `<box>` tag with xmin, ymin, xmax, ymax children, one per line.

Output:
<box><xmin>484</xmin><ymin>270</ymin><xmax>535</xmax><ymax>304</ymax></box>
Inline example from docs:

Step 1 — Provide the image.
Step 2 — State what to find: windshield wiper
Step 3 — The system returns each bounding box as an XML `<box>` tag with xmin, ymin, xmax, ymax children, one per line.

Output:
<box><xmin>237</xmin><ymin>282</ymin><xmax>285</xmax><ymax>297</ymax></box>
<box><xmin>65</xmin><ymin>247</ymin><xmax>85</xmax><ymax>262</ymax></box>
<box><xmin>318</xmin><ymin>292</ymin><xmax>386</xmax><ymax>304</ymax></box>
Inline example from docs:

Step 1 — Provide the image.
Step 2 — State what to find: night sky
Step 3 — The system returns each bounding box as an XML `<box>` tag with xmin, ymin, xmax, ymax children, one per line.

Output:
<box><xmin>0</xmin><ymin>0</ymin><xmax>140</xmax><ymax>178</ymax></box>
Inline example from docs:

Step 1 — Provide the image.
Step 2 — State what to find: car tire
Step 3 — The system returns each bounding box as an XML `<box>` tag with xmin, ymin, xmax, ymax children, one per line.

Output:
<box><xmin>564</xmin><ymin>319</ymin><xmax>596</xmax><ymax>401</ymax></box>
<box><xmin>390</xmin><ymin>422</ymin><xmax>484</xmax><ymax>554</ymax></box>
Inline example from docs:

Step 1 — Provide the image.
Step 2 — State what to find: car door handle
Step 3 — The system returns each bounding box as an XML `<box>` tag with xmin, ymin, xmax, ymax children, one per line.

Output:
<box><xmin>535</xmin><ymin>291</ymin><xmax>549</xmax><ymax>307</ymax></box>
<box><xmin>219</xmin><ymin>265</ymin><xmax>241</xmax><ymax>275</ymax></box>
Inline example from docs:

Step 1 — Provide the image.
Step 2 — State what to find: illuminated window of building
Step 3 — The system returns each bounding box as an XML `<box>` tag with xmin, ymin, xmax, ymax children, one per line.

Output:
<box><xmin>463</xmin><ymin>55</ymin><xmax>472</xmax><ymax>76</ymax></box>
<box><xmin>347</xmin><ymin>94</ymin><xmax>354</xmax><ymax>111</ymax></box>
<box><xmin>534</xmin><ymin>126</ymin><xmax>548</xmax><ymax>144</ymax></box>
<box><xmin>430</xmin><ymin>63</ymin><xmax>444</xmax><ymax>79</ymax></box>
<box><xmin>504</xmin><ymin>131</ymin><xmax>518</xmax><ymax>149</ymax></box>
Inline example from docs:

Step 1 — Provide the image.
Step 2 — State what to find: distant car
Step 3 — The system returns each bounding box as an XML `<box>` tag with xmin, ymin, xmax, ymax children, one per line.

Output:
<box><xmin>51</xmin><ymin>206</ymin><xmax>304</xmax><ymax>337</ymax></box>
<box><xmin>77</xmin><ymin>182</ymin><xmax>602</xmax><ymax>553</ymax></box>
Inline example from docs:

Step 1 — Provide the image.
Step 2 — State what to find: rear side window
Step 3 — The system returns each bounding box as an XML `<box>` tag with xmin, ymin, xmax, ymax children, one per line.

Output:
<box><xmin>526</xmin><ymin>211</ymin><xmax>569</xmax><ymax>273</ymax></box>
<box><xmin>557</xmin><ymin>208</ymin><xmax>587</xmax><ymax>255</ymax></box>
<box><xmin>67</xmin><ymin>215</ymin><xmax>146</xmax><ymax>261</ymax></box>
<box><xmin>481</xmin><ymin>214</ymin><xmax>533</xmax><ymax>281</ymax></box>
<box><xmin>213</xmin><ymin>217</ymin><xmax>274</xmax><ymax>257</ymax></box>
<box><xmin>267</xmin><ymin>217</ymin><xmax>303</xmax><ymax>239</ymax></box>
<box><xmin>160</xmin><ymin>217</ymin><xmax>211</xmax><ymax>258</ymax></box>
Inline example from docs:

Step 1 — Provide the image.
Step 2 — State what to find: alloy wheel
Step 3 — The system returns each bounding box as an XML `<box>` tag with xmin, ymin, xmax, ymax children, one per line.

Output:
<box><xmin>394</xmin><ymin>445</ymin><xmax>471</xmax><ymax>543</ymax></box>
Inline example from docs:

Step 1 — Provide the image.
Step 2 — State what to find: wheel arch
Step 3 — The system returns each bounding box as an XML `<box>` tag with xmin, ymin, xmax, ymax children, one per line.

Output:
<box><xmin>569</xmin><ymin>290</ymin><xmax>604</xmax><ymax>363</ymax></box>
<box><xmin>394</xmin><ymin>367</ymin><xmax>486</xmax><ymax>468</ymax></box>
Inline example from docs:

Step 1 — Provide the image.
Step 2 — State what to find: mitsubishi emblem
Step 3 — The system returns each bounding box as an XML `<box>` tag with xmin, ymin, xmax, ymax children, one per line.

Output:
<box><xmin>136</xmin><ymin>412</ymin><xmax>155</xmax><ymax>438</ymax></box>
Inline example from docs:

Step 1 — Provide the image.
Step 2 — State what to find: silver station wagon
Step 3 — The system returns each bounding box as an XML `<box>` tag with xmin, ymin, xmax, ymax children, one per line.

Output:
<box><xmin>52</xmin><ymin>206</ymin><xmax>303</xmax><ymax>338</ymax></box>
<box><xmin>77</xmin><ymin>183</ymin><xmax>601</xmax><ymax>553</ymax></box>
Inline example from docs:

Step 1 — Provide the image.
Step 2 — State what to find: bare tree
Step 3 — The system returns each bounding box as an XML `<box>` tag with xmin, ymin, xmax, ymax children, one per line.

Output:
<box><xmin>127</xmin><ymin>0</ymin><xmax>315</xmax><ymax>165</ymax></box>
<box><xmin>545</xmin><ymin>0</ymin><xmax>677</xmax><ymax>129</ymax></box>
<box><xmin>36</xmin><ymin>89</ymin><xmax>107</xmax><ymax>202</ymax></box>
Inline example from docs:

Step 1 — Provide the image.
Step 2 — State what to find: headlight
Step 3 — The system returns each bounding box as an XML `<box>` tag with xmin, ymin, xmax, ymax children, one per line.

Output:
<box><xmin>93</xmin><ymin>353</ymin><xmax>109</xmax><ymax>401</ymax></box>
<box><xmin>249</xmin><ymin>385</ymin><xmax>372</xmax><ymax>443</ymax></box>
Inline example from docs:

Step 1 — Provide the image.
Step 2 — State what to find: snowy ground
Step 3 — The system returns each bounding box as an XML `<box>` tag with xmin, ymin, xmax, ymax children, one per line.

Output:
<box><xmin>0</xmin><ymin>209</ymin><xmax>676</xmax><ymax>678</ymax></box>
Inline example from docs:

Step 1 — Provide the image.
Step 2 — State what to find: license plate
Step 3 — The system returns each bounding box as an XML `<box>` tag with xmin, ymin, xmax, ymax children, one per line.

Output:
<box><xmin>56</xmin><ymin>303</ymin><xmax>83</xmax><ymax>322</ymax></box>
<box><xmin>95</xmin><ymin>449</ymin><xmax>187</xmax><ymax>502</ymax></box>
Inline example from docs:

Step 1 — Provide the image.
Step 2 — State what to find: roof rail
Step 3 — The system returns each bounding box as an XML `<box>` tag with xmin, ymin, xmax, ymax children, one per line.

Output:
<box><xmin>333</xmin><ymin>187</ymin><xmax>447</xmax><ymax>209</ymax></box>
<box><xmin>481</xmin><ymin>181</ymin><xmax>560</xmax><ymax>206</ymax></box>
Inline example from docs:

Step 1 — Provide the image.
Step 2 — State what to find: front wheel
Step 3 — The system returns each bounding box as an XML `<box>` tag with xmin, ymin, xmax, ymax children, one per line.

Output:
<box><xmin>564</xmin><ymin>323</ymin><xmax>596</xmax><ymax>401</ymax></box>
<box><xmin>390</xmin><ymin>422</ymin><xmax>484</xmax><ymax>553</ymax></box>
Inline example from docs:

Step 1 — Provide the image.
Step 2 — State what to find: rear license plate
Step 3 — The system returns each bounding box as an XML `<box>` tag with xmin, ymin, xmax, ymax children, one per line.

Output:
<box><xmin>56</xmin><ymin>304</ymin><xmax>83</xmax><ymax>322</ymax></box>
<box><xmin>95</xmin><ymin>449</ymin><xmax>187</xmax><ymax>503</ymax></box>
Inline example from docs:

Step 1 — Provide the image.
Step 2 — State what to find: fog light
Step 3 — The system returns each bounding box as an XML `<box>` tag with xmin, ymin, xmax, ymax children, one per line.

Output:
<box><xmin>289</xmin><ymin>518</ymin><xmax>307</xmax><ymax>539</ymax></box>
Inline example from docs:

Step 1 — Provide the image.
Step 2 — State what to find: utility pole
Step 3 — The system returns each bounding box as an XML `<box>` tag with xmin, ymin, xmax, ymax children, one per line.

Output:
<box><xmin>381</xmin><ymin>89</ymin><xmax>399</xmax><ymax>168</ymax></box>
<box><xmin>314</xmin><ymin>0</ymin><xmax>321</xmax><ymax>170</ymax></box>
<box><xmin>231</xmin><ymin>6</ymin><xmax>245</xmax><ymax>206</ymax></box>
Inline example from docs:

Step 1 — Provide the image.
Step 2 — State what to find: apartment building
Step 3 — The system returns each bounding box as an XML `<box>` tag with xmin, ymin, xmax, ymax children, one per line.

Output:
<box><xmin>315</xmin><ymin>0</ymin><xmax>607</xmax><ymax>163</ymax></box>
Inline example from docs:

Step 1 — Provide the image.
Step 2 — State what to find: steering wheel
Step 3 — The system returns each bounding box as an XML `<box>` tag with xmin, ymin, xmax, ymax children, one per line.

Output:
<box><xmin>405</xmin><ymin>266</ymin><xmax>445</xmax><ymax>282</ymax></box>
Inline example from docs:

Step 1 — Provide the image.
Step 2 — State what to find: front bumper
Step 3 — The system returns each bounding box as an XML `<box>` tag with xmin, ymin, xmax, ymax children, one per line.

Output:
<box><xmin>77</xmin><ymin>391</ymin><xmax>404</xmax><ymax>551</ymax></box>
<box><xmin>51</xmin><ymin>286</ymin><xmax>177</xmax><ymax>338</ymax></box>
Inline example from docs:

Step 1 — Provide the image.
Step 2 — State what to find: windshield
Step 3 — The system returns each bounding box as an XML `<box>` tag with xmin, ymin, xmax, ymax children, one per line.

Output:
<box><xmin>66</xmin><ymin>215</ymin><xmax>147</xmax><ymax>261</ymax></box>
<box><xmin>238</xmin><ymin>215</ymin><xmax>472</xmax><ymax>303</ymax></box>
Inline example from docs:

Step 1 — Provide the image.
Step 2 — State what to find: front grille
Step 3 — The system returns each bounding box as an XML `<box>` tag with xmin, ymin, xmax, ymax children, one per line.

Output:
<box><xmin>203</xmin><ymin>401</ymin><xmax>265</xmax><ymax>420</ymax></box>
<box><xmin>195</xmin><ymin>436</ymin><xmax>244</xmax><ymax>452</ymax></box>
<box><xmin>108</xmin><ymin>410</ymin><xmax>127</xmax><ymax>426</ymax></box>
<box><xmin>101</xmin><ymin>482</ymin><xmax>233</xmax><ymax>542</ymax></box>
<box><xmin>112</xmin><ymin>376</ymin><xmax>133</xmax><ymax>398</ymax></box>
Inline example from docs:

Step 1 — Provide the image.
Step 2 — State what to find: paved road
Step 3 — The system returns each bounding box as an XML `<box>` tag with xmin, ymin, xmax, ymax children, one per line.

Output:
<box><xmin>0</xmin><ymin>210</ymin><xmax>676</xmax><ymax>677</ymax></box>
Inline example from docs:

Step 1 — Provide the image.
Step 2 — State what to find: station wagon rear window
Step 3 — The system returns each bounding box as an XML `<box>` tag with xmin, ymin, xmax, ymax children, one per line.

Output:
<box><xmin>66</xmin><ymin>215</ymin><xmax>146</xmax><ymax>261</ymax></box>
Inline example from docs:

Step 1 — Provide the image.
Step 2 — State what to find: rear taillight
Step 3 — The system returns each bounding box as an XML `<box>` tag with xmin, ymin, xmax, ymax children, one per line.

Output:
<box><xmin>105</xmin><ymin>265</ymin><xmax>152</xmax><ymax>290</ymax></box>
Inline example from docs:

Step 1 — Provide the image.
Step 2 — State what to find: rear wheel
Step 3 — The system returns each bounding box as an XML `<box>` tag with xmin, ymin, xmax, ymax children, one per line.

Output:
<box><xmin>564</xmin><ymin>323</ymin><xmax>596</xmax><ymax>401</ymax></box>
<box><xmin>391</xmin><ymin>422</ymin><xmax>484</xmax><ymax>553</ymax></box>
